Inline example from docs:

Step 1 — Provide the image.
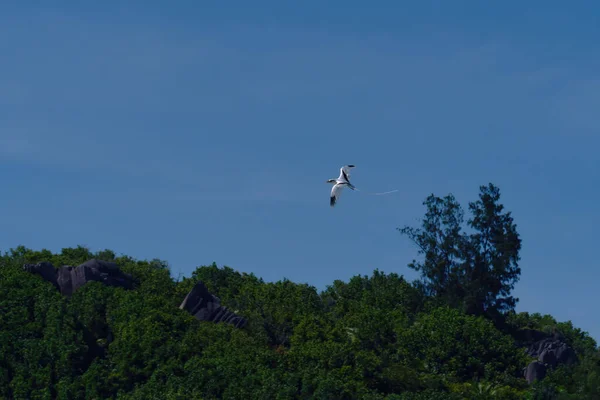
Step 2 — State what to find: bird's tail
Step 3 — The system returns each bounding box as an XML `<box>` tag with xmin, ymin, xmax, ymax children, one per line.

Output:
<box><xmin>353</xmin><ymin>187</ymin><xmax>399</xmax><ymax>196</ymax></box>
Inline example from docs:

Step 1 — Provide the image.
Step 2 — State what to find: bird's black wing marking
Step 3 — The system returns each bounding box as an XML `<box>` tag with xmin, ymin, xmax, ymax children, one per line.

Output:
<box><xmin>342</xmin><ymin>170</ymin><xmax>349</xmax><ymax>183</ymax></box>
<box><xmin>330</xmin><ymin>195</ymin><xmax>336</xmax><ymax>207</ymax></box>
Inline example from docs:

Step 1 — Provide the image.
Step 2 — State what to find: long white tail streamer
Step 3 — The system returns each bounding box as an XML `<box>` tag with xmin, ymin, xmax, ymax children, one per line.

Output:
<box><xmin>353</xmin><ymin>187</ymin><xmax>399</xmax><ymax>196</ymax></box>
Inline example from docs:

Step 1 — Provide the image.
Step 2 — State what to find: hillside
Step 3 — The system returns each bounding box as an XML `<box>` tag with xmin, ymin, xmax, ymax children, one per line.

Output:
<box><xmin>1</xmin><ymin>185</ymin><xmax>599</xmax><ymax>399</ymax></box>
<box><xmin>1</xmin><ymin>246</ymin><xmax>598</xmax><ymax>400</ymax></box>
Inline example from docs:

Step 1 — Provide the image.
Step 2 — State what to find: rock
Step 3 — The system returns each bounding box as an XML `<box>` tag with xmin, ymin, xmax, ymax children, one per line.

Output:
<box><xmin>526</xmin><ymin>337</ymin><xmax>555</xmax><ymax>358</ymax></box>
<box><xmin>180</xmin><ymin>281</ymin><xmax>247</xmax><ymax>328</ymax></box>
<box><xmin>58</xmin><ymin>259</ymin><xmax>134</xmax><ymax>296</ymax></box>
<box><xmin>524</xmin><ymin>361</ymin><xmax>547</xmax><ymax>383</ymax></box>
<box><xmin>516</xmin><ymin>328</ymin><xmax>579</xmax><ymax>384</ymax></box>
<box><xmin>23</xmin><ymin>262</ymin><xmax>59</xmax><ymax>290</ymax></box>
<box><xmin>24</xmin><ymin>259</ymin><xmax>134</xmax><ymax>296</ymax></box>
<box><xmin>539</xmin><ymin>348</ymin><xmax>557</xmax><ymax>367</ymax></box>
<box><xmin>555</xmin><ymin>343</ymin><xmax>577</xmax><ymax>365</ymax></box>
<box><xmin>526</xmin><ymin>336</ymin><xmax>578</xmax><ymax>366</ymax></box>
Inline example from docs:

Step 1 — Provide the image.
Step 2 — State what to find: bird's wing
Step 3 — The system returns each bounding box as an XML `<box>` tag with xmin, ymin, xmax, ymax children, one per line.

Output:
<box><xmin>330</xmin><ymin>184</ymin><xmax>344</xmax><ymax>207</ymax></box>
<box><xmin>337</xmin><ymin>165</ymin><xmax>355</xmax><ymax>182</ymax></box>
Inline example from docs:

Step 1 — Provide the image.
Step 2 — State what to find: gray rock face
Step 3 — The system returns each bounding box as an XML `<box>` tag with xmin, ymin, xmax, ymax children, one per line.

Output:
<box><xmin>526</xmin><ymin>336</ymin><xmax>578</xmax><ymax>367</ymax></box>
<box><xmin>58</xmin><ymin>259</ymin><xmax>134</xmax><ymax>296</ymax></box>
<box><xmin>23</xmin><ymin>259</ymin><xmax>134</xmax><ymax>296</ymax></box>
<box><xmin>555</xmin><ymin>342</ymin><xmax>578</xmax><ymax>365</ymax></box>
<box><xmin>180</xmin><ymin>281</ymin><xmax>247</xmax><ymax>328</ymax></box>
<box><xmin>520</xmin><ymin>329</ymin><xmax>579</xmax><ymax>384</ymax></box>
<box><xmin>539</xmin><ymin>348</ymin><xmax>557</xmax><ymax>367</ymax></box>
<box><xmin>23</xmin><ymin>262</ymin><xmax>59</xmax><ymax>290</ymax></box>
<box><xmin>524</xmin><ymin>361</ymin><xmax>547</xmax><ymax>383</ymax></box>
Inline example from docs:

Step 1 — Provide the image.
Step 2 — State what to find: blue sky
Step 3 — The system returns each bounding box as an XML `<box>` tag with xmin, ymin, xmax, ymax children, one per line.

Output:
<box><xmin>2</xmin><ymin>2</ymin><xmax>599</xmax><ymax>338</ymax></box>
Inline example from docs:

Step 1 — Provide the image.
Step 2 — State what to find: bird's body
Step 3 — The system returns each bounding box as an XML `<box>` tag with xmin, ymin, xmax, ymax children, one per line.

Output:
<box><xmin>326</xmin><ymin>165</ymin><xmax>356</xmax><ymax>207</ymax></box>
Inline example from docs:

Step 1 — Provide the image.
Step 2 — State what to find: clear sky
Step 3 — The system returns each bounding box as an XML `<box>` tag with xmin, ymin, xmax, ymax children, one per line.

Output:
<box><xmin>2</xmin><ymin>2</ymin><xmax>599</xmax><ymax>338</ymax></box>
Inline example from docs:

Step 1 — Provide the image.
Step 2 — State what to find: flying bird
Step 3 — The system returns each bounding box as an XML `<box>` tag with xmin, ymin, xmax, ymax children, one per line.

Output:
<box><xmin>326</xmin><ymin>165</ymin><xmax>400</xmax><ymax>207</ymax></box>
<box><xmin>326</xmin><ymin>165</ymin><xmax>356</xmax><ymax>207</ymax></box>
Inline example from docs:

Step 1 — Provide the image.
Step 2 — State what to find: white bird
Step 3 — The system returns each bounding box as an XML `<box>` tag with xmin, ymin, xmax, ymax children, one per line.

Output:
<box><xmin>326</xmin><ymin>165</ymin><xmax>356</xmax><ymax>207</ymax></box>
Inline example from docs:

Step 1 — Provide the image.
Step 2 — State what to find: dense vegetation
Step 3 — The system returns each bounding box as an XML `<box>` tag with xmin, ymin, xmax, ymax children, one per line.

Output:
<box><xmin>1</xmin><ymin>183</ymin><xmax>599</xmax><ymax>399</ymax></box>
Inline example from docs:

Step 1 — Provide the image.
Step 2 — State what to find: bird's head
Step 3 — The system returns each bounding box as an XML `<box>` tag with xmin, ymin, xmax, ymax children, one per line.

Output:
<box><xmin>326</xmin><ymin>179</ymin><xmax>336</xmax><ymax>184</ymax></box>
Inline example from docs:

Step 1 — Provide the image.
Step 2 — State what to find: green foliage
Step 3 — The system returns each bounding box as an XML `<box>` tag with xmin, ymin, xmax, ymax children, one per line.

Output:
<box><xmin>506</xmin><ymin>311</ymin><xmax>598</xmax><ymax>357</ymax></box>
<box><xmin>400</xmin><ymin>307</ymin><xmax>527</xmax><ymax>382</ymax></box>
<box><xmin>0</xmin><ymin>238</ymin><xmax>598</xmax><ymax>399</ymax></box>
<box><xmin>0</xmin><ymin>250</ymin><xmax>88</xmax><ymax>399</ymax></box>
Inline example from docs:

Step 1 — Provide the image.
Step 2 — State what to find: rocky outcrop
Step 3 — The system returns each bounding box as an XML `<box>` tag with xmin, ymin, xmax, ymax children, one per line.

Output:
<box><xmin>23</xmin><ymin>259</ymin><xmax>134</xmax><ymax>296</ymax></box>
<box><xmin>523</xmin><ymin>337</ymin><xmax>578</xmax><ymax>384</ymax></box>
<box><xmin>524</xmin><ymin>361</ymin><xmax>547</xmax><ymax>383</ymax></box>
<box><xmin>24</xmin><ymin>260</ymin><xmax>247</xmax><ymax>328</ymax></box>
<box><xmin>180</xmin><ymin>281</ymin><xmax>247</xmax><ymax>328</ymax></box>
<box><xmin>528</xmin><ymin>336</ymin><xmax>577</xmax><ymax>368</ymax></box>
<box><xmin>519</xmin><ymin>329</ymin><xmax>578</xmax><ymax>384</ymax></box>
<box><xmin>23</xmin><ymin>261</ymin><xmax>60</xmax><ymax>290</ymax></box>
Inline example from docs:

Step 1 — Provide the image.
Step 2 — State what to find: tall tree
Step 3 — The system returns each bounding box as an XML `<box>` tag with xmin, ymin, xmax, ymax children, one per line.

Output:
<box><xmin>398</xmin><ymin>183</ymin><xmax>522</xmax><ymax>317</ymax></box>
<box><xmin>398</xmin><ymin>193</ymin><xmax>467</xmax><ymax>308</ymax></box>
<box><xmin>464</xmin><ymin>183</ymin><xmax>521</xmax><ymax>316</ymax></box>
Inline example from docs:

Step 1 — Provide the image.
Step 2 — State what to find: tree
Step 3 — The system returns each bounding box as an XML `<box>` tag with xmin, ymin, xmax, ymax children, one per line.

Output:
<box><xmin>465</xmin><ymin>183</ymin><xmax>521</xmax><ymax>316</ymax></box>
<box><xmin>398</xmin><ymin>183</ymin><xmax>522</xmax><ymax>318</ymax></box>
<box><xmin>398</xmin><ymin>193</ymin><xmax>466</xmax><ymax>306</ymax></box>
